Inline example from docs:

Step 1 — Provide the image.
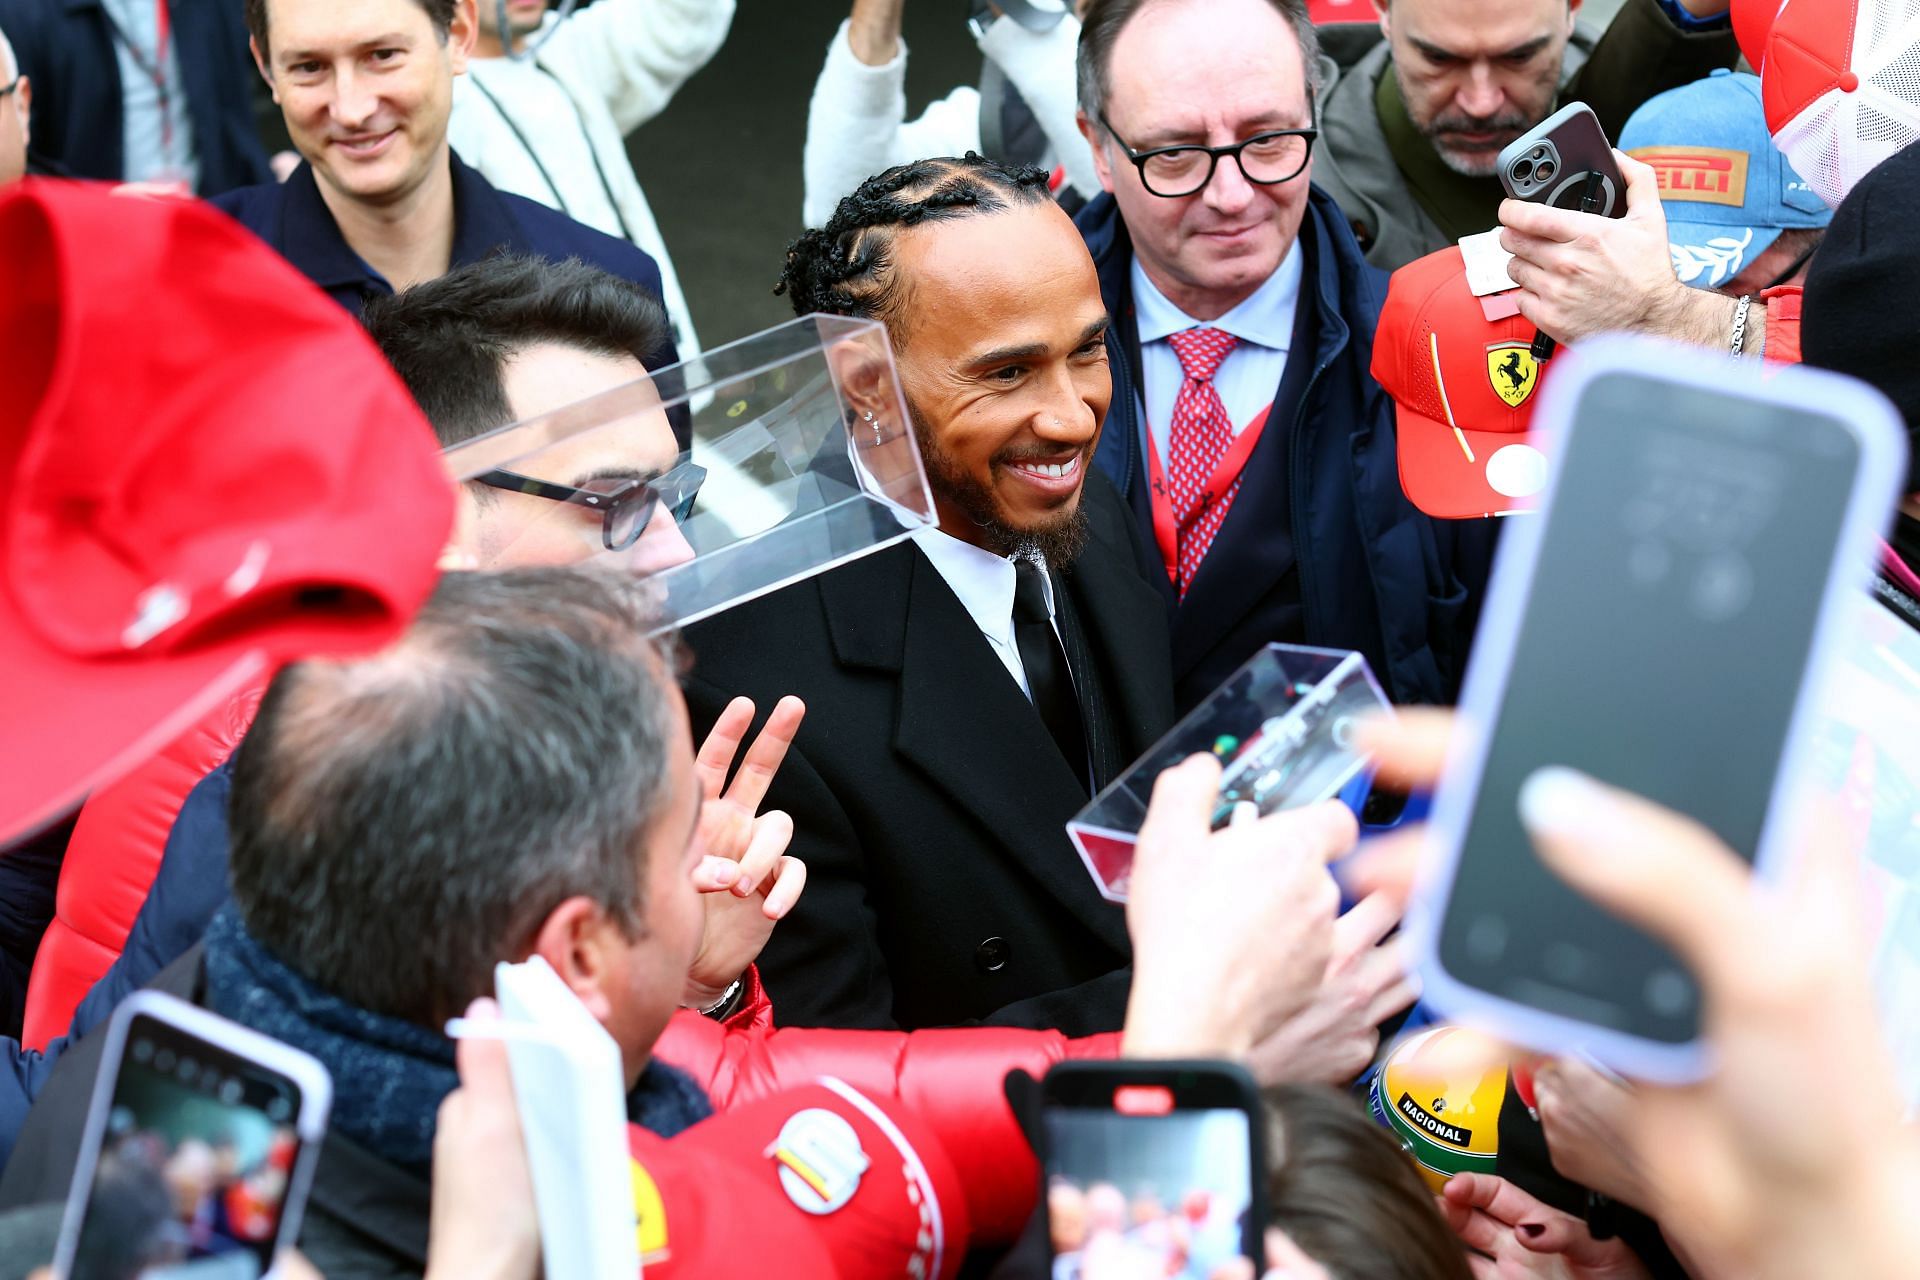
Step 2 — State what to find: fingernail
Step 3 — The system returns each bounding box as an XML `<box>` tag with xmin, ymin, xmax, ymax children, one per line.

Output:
<box><xmin>1517</xmin><ymin>767</ymin><xmax>1612</xmax><ymax>839</ymax></box>
<box><xmin>734</xmin><ymin>877</ymin><xmax>755</xmax><ymax>896</ymax></box>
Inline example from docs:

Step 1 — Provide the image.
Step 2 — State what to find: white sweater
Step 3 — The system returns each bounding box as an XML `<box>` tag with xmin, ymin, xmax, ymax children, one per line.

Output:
<box><xmin>449</xmin><ymin>0</ymin><xmax>737</xmax><ymax>359</ymax></box>
<box><xmin>800</xmin><ymin>14</ymin><xmax>1095</xmax><ymax>230</ymax></box>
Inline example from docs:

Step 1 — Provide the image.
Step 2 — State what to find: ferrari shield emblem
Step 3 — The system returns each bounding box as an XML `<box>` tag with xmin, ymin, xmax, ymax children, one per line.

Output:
<box><xmin>1486</xmin><ymin>343</ymin><xmax>1539</xmax><ymax>409</ymax></box>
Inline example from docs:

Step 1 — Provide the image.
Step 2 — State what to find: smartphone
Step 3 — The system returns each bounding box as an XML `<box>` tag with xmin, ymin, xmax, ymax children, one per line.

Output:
<box><xmin>1413</xmin><ymin>335</ymin><xmax>1907</xmax><ymax>1081</ymax></box>
<box><xmin>53</xmin><ymin>992</ymin><xmax>332</xmax><ymax>1280</ymax></box>
<box><xmin>1040</xmin><ymin>1060</ymin><xmax>1265</xmax><ymax>1278</ymax></box>
<box><xmin>1498</xmin><ymin>102</ymin><xmax>1626</xmax><ymax>217</ymax></box>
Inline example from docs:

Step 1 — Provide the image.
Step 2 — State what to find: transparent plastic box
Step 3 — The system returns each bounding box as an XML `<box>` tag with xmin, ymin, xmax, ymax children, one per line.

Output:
<box><xmin>440</xmin><ymin>315</ymin><xmax>937</xmax><ymax>630</ymax></box>
<box><xmin>1068</xmin><ymin>645</ymin><xmax>1392</xmax><ymax>903</ymax></box>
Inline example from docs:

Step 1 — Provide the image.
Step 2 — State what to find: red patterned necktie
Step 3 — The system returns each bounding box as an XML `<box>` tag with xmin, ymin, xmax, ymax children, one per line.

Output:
<box><xmin>1165</xmin><ymin>327</ymin><xmax>1241</xmax><ymax>597</ymax></box>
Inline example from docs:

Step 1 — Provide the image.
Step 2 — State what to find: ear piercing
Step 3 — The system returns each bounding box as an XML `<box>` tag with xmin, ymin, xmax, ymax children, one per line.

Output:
<box><xmin>863</xmin><ymin>409</ymin><xmax>885</xmax><ymax>445</ymax></box>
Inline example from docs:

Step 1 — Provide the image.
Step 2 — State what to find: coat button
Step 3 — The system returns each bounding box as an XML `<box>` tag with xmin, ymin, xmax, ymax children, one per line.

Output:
<box><xmin>974</xmin><ymin>937</ymin><xmax>1012</xmax><ymax>973</ymax></box>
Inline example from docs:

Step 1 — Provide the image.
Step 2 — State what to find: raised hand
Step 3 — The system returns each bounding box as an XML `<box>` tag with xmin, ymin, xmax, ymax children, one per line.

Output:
<box><xmin>682</xmin><ymin>695</ymin><xmax>808</xmax><ymax>1009</ymax></box>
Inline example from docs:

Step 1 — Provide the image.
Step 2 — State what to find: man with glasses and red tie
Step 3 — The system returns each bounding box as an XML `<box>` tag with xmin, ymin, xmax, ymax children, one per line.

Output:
<box><xmin>1073</xmin><ymin>0</ymin><xmax>1492</xmax><ymax>724</ymax></box>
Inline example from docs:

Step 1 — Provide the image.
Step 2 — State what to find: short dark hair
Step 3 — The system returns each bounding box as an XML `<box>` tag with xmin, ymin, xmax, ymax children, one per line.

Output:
<box><xmin>362</xmin><ymin>254</ymin><xmax>673</xmax><ymax>450</ymax></box>
<box><xmin>246</xmin><ymin>0</ymin><xmax>458</xmax><ymax>61</ymax></box>
<box><xmin>1077</xmin><ymin>0</ymin><xmax>1322</xmax><ymax>122</ymax></box>
<box><xmin>1262</xmin><ymin>1085</ymin><xmax>1475</xmax><ymax>1280</ymax></box>
<box><xmin>228</xmin><ymin>567</ymin><xmax>680</xmax><ymax>1029</ymax></box>
<box><xmin>774</xmin><ymin>154</ymin><xmax>1053</xmax><ymax>344</ymax></box>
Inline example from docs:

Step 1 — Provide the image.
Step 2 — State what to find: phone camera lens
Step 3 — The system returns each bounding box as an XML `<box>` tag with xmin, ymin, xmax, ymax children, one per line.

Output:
<box><xmin>1536</xmin><ymin>160</ymin><xmax>1557</xmax><ymax>182</ymax></box>
<box><xmin>1511</xmin><ymin>158</ymin><xmax>1535</xmax><ymax>184</ymax></box>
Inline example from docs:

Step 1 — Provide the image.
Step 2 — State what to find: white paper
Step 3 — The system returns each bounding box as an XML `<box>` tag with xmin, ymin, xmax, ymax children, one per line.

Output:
<box><xmin>1459</xmin><ymin>229</ymin><xmax>1520</xmax><ymax>299</ymax></box>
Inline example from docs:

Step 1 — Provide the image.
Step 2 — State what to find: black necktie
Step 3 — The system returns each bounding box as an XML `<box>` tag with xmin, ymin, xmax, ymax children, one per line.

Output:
<box><xmin>1013</xmin><ymin>558</ymin><xmax>1091</xmax><ymax>791</ymax></box>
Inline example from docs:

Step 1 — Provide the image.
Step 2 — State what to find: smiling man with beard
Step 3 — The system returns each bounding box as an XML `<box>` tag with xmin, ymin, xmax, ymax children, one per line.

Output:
<box><xmin>676</xmin><ymin>155</ymin><xmax>1177</xmax><ymax>1035</ymax></box>
<box><xmin>1310</xmin><ymin>0</ymin><xmax>1739</xmax><ymax>270</ymax></box>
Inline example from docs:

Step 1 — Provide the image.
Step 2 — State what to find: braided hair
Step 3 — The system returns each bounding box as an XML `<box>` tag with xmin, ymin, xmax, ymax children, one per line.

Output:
<box><xmin>776</xmin><ymin>154</ymin><xmax>1053</xmax><ymax>336</ymax></box>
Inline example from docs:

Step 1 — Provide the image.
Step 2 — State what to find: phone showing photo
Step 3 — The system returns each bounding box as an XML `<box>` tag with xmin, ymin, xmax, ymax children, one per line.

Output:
<box><xmin>1497</xmin><ymin>102</ymin><xmax>1627</xmax><ymax>217</ymax></box>
<box><xmin>1414</xmin><ymin>335</ymin><xmax>1907</xmax><ymax>1081</ymax></box>
<box><xmin>1041</xmin><ymin>1060</ymin><xmax>1264</xmax><ymax>1279</ymax></box>
<box><xmin>52</xmin><ymin>992</ymin><xmax>332</xmax><ymax>1280</ymax></box>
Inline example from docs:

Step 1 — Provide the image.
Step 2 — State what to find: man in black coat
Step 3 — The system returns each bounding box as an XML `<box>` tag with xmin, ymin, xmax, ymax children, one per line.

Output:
<box><xmin>684</xmin><ymin>155</ymin><xmax>1180</xmax><ymax>1036</ymax></box>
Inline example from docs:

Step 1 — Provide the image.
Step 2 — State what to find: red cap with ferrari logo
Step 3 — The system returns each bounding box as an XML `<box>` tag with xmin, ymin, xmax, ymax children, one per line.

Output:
<box><xmin>1372</xmin><ymin>246</ymin><xmax>1555</xmax><ymax>521</ymax></box>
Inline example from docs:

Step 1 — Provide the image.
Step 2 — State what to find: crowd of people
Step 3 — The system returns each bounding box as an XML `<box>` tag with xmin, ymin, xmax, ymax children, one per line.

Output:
<box><xmin>0</xmin><ymin>0</ymin><xmax>1918</xmax><ymax>1276</ymax></box>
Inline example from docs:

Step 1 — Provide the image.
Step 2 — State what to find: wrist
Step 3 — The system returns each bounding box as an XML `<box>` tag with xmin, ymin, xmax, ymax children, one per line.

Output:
<box><xmin>1121</xmin><ymin>970</ymin><xmax>1253</xmax><ymax>1061</ymax></box>
<box><xmin>682</xmin><ymin>974</ymin><xmax>743</xmax><ymax>1016</ymax></box>
<box><xmin>846</xmin><ymin>10</ymin><xmax>902</xmax><ymax>64</ymax></box>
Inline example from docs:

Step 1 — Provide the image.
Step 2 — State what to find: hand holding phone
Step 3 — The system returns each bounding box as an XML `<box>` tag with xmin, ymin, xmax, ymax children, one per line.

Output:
<box><xmin>1412</xmin><ymin>336</ymin><xmax>1907</xmax><ymax>1081</ymax></box>
<box><xmin>1040</xmin><ymin>1061</ymin><xmax>1265</xmax><ymax>1279</ymax></box>
<box><xmin>53</xmin><ymin>993</ymin><xmax>331</xmax><ymax>1280</ymax></box>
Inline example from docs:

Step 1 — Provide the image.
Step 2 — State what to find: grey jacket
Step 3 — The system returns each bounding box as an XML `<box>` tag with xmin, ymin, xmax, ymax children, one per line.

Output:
<box><xmin>1311</xmin><ymin>0</ymin><xmax>1739</xmax><ymax>269</ymax></box>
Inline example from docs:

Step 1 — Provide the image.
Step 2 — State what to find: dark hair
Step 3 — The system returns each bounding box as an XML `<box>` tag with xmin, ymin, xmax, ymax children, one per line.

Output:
<box><xmin>774</xmin><ymin>153</ymin><xmax>1052</xmax><ymax>343</ymax></box>
<box><xmin>228</xmin><ymin>567</ymin><xmax>680</xmax><ymax>1029</ymax></box>
<box><xmin>361</xmin><ymin>254</ymin><xmax>673</xmax><ymax>450</ymax></box>
<box><xmin>247</xmin><ymin>0</ymin><xmax>458</xmax><ymax>61</ymax></box>
<box><xmin>1077</xmin><ymin>0</ymin><xmax>1322</xmax><ymax>122</ymax></box>
<box><xmin>1262</xmin><ymin>1086</ymin><xmax>1475</xmax><ymax>1280</ymax></box>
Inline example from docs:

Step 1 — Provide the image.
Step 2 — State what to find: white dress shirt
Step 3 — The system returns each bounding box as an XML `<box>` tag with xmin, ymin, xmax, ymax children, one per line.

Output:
<box><xmin>1130</xmin><ymin>240</ymin><xmax>1305</xmax><ymax>465</ymax></box>
<box><xmin>913</xmin><ymin>526</ymin><xmax>1059</xmax><ymax>699</ymax></box>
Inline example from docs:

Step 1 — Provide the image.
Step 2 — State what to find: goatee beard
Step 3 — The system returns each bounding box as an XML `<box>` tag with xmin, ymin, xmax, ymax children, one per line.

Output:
<box><xmin>911</xmin><ymin>404</ymin><xmax>1090</xmax><ymax>567</ymax></box>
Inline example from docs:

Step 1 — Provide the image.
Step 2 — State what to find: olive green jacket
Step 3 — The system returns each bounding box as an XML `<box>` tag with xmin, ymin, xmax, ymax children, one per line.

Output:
<box><xmin>1311</xmin><ymin>0</ymin><xmax>1740</xmax><ymax>270</ymax></box>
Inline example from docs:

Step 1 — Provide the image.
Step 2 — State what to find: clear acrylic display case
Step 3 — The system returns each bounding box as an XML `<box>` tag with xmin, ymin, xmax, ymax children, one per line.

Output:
<box><xmin>440</xmin><ymin>314</ymin><xmax>937</xmax><ymax>630</ymax></box>
<box><xmin>1068</xmin><ymin>645</ymin><xmax>1392</xmax><ymax>903</ymax></box>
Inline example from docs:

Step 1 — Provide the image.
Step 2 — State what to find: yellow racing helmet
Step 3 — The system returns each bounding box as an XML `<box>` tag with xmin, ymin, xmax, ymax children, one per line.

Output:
<box><xmin>1367</xmin><ymin>1025</ymin><xmax>1508</xmax><ymax>1193</ymax></box>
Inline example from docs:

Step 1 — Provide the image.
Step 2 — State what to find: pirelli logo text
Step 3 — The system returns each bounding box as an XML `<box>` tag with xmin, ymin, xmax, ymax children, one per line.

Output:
<box><xmin>1397</xmin><ymin>1092</ymin><xmax>1473</xmax><ymax>1147</ymax></box>
<box><xmin>1629</xmin><ymin>146</ymin><xmax>1750</xmax><ymax>208</ymax></box>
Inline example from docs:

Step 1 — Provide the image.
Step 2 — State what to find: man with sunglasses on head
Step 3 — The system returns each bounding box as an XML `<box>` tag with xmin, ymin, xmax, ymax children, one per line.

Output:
<box><xmin>1074</xmin><ymin>0</ymin><xmax>1490</xmax><ymax>722</ymax></box>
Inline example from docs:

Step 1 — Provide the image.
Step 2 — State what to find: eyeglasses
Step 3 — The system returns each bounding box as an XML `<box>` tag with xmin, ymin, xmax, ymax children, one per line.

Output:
<box><xmin>475</xmin><ymin>459</ymin><xmax>707</xmax><ymax>552</ymax></box>
<box><xmin>1098</xmin><ymin>113</ymin><xmax>1317</xmax><ymax>198</ymax></box>
<box><xmin>0</xmin><ymin>77</ymin><xmax>21</xmax><ymax>103</ymax></box>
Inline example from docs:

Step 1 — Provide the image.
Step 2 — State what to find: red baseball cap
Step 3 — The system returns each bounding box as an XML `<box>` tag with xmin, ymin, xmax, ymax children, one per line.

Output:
<box><xmin>1738</xmin><ymin>0</ymin><xmax>1920</xmax><ymax>207</ymax></box>
<box><xmin>0</xmin><ymin>180</ymin><xmax>454</xmax><ymax>843</ymax></box>
<box><xmin>1372</xmin><ymin>246</ymin><xmax>1555</xmax><ymax>520</ymax></box>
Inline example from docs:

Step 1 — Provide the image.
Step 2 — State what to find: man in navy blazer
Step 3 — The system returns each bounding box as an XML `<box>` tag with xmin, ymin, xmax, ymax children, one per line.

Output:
<box><xmin>214</xmin><ymin>0</ymin><xmax>674</xmax><ymax>341</ymax></box>
<box><xmin>1073</xmin><ymin>0</ymin><xmax>1492</xmax><ymax>720</ymax></box>
<box><xmin>0</xmin><ymin>0</ymin><xmax>270</xmax><ymax>195</ymax></box>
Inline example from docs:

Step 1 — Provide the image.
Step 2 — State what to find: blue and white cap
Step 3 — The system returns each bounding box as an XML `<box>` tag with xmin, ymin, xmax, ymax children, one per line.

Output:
<box><xmin>1621</xmin><ymin>70</ymin><xmax>1831</xmax><ymax>291</ymax></box>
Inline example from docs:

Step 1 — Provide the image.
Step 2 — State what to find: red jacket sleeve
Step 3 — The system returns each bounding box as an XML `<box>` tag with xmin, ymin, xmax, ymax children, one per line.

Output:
<box><xmin>653</xmin><ymin>1010</ymin><xmax>1120</xmax><ymax>1242</ymax></box>
<box><xmin>1761</xmin><ymin>284</ymin><xmax>1802</xmax><ymax>364</ymax></box>
<box><xmin>626</xmin><ymin>1080</ymin><xmax>971</xmax><ymax>1279</ymax></box>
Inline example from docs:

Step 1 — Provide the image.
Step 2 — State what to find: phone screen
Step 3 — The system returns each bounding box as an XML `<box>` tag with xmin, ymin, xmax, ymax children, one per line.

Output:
<box><xmin>1438</xmin><ymin>373</ymin><xmax>1864</xmax><ymax>1045</ymax></box>
<box><xmin>67</xmin><ymin>1014</ymin><xmax>307</xmax><ymax>1280</ymax></box>
<box><xmin>1044</xmin><ymin>1103</ymin><xmax>1254</xmax><ymax>1278</ymax></box>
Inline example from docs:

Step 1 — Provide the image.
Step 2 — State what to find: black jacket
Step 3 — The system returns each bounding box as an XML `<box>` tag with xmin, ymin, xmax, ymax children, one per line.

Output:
<box><xmin>1076</xmin><ymin>186</ymin><xmax>1494</xmax><ymax>714</ymax></box>
<box><xmin>0</xmin><ymin>950</ymin><xmax>432</xmax><ymax>1278</ymax></box>
<box><xmin>679</xmin><ymin>474</ymin><xmax>1174</xmax><ymax>1035</ymax></box>
<box><xmin>0</xmin><ymin>0</ymin><xmax>271</xmax><ymax>197</ymax></box>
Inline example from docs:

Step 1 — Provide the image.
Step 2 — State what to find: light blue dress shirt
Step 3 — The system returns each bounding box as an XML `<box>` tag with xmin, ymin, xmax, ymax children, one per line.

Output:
<box><xmin>101</xmin><ymin>0</ymin><xmax>199</xmax><ymax>187</ymax></box>
<box><xmin>1129</xmin><ymin>240</ymin><xmax>1304</xmax><ymax>467</ymax></box>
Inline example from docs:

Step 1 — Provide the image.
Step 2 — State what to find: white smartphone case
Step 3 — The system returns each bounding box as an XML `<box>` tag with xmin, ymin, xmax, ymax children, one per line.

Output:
<box><xmin>1409</xmin><ymin>334</ymin><xmax>1909</xmax><ymax>1082</ymax></box>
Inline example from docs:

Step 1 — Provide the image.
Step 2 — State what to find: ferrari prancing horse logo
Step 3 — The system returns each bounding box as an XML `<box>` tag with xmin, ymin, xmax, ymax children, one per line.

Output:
<box><xmin>1486</xmin><ymin>343</ymin><xmax>1539</xmax><ymax>410</ymax></box>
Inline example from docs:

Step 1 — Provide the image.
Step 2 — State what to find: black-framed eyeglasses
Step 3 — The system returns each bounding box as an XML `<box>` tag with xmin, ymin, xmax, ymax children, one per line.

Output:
<box><xmin>1098</xmin><ymin>113</ymin><xmax>1317</xmax><ymax>198</ymax></box>
<box><xmin>475</xmin><ymin>459</ymin><xmax>707</xmax><ymax>552</ymax></box>
<box><xmin>0</xmin><ymin>77</ymin><xmax>21</xmax><ymax>102</ymax></box>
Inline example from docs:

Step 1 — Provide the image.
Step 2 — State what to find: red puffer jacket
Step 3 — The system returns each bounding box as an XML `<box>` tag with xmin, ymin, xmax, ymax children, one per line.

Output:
<box><xmin>22</xmin><ymin>690</ymin><xmax>257</xmax><ymax>1049</ymax></box>
<box><xmin>661</xmin><ymin>968</ymin><xmax>1119</xmax><ymax>1246</ymax></box>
